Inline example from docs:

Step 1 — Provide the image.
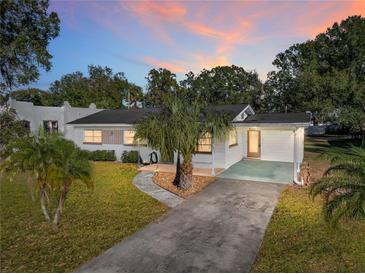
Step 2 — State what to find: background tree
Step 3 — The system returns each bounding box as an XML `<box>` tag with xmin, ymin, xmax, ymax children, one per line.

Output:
<box><xmin>10</xmin><ymin>88</ymin><xmax>54</xmax><ymax>106</ymax></box>
<box><xmin>144</xmin><ymin>68</ymin><xmax>181</xmax><ymax>107</ymax></box>
<box><xmin>0</xmin><ymin>0</ymin><xmax>60</xmax><ymax>93</ymax></box>
<box><xmin>310</xmin><ymin>145</ymin><xmax>365</xmax><ymax>226</ymax></box>
<box><xmin>181</xmin><ymin>65</ymin><xmax>263</xmax><ymax>109</ymax></box>
<box><xmin>264</xmin><ymin>16</ymin><xmax>365</xmax><ymax>134</ymax></box>
<box><xmin>49</xmin><ymin>65</ymin><xmax>143</xmax><ymax>109</ymax></box>
<box><xmin>0</xmin><ymin>108</ymin><xmax>28</xmax><ymax>153</ymax></box>
<box><xmin>123</xmin><ymin>83</ymin><xmax>144</xmax><ymax>108</ymax></box>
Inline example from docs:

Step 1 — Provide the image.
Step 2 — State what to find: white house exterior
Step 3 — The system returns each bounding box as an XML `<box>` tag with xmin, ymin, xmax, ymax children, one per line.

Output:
<box><xmin>8</xmin><ymin>98</ymin><xmax>103</xmax><ymax>135</ymax></box>
<box><xmin>8</xmin><ymin>100</ymin><xmax>309</xmax><ymax>183</ymax></box>
<box><xmin>66</xmin><ymin>104</ymin><xmax>310</xmax><ymax>183</ymax></box>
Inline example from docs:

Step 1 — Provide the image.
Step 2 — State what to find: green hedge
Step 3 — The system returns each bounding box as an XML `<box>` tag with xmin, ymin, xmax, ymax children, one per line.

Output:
<box><xmin>121</xmin><ymin>150</ymin><xmax>139</xmax><ymax>163</ymax></box>
<box><xmin>83</xmin><ymin>150</ymin><xmax>116</xmax><ymax>161</ymax></box>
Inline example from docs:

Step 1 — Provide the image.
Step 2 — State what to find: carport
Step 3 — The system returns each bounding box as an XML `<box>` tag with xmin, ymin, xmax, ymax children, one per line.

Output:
<box><xmin>218</xmin><ymin>159</ymin><xmax>294</xmax><ymax>184</ymax></box>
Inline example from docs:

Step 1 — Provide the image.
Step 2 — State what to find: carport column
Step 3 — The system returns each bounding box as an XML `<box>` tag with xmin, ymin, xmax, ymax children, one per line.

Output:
<box><xmin>293</xmin><ymin>128</ymin><xmax>301</xmax><ymax>185</ymax></box>
<box><xmin>211</xmin><ymin>142</ymin><xmax>215</xmax><ymax>176</ymax></box>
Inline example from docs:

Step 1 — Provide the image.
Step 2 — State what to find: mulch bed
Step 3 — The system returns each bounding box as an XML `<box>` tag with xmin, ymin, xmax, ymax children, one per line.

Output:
<box><xmin>153</xmin><ymin>172</ymin><xmax>215</xmax><ymax>198</ymax></box>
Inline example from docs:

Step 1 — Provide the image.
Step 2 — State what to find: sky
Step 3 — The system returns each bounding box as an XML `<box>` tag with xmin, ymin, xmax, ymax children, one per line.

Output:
<box><xmin>30</xmin><ymin>0</ymin><xmax>364</xmax><ymax>91</ymax></box>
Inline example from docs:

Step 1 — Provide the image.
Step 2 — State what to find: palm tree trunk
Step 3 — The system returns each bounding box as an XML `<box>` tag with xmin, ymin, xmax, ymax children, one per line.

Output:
<box><xmin>40</xmin><ymin>186</ymin><xmax>50</xmax><ymax>222</ymax></box>
<box><xmin>53</xmin><ymin>182</ymin><xmax>70</xmax><ymax>227</ymax></box>
<box><xmin>26</xmin><ymin>174</ymin><xmax>35</xmax><ymax>203</ymax></box>
<box><xmin>173</xmin><ymin>150</ymin><xmax>181</xmax><ymax>187</ymax></box>
<box><xmin>180</xmin><ymin>154</ymin><xmax>193</xmax><ymax>190</ymax></box>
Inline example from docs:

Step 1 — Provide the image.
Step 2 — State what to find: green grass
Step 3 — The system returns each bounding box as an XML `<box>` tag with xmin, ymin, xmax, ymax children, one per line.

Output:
<box><xmin>0</xmin><ymin>162</ymin><xmax>168</xmax><ymax>272</ymax></box>
<box><xmin>253</xmin><ymin>137</ymin><xmax>365</xmax><ymax>272</ymax></box>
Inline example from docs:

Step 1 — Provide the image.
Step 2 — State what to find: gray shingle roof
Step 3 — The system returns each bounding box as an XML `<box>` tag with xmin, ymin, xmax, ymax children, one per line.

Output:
<box><xmin>236</xmin><ymin>112</ymin><xmax>311</xmax><ymax>124</ymax></box>
<box><xmin>67</xmin><ymin>108</ymin><xmax>159</xmax><ymax>124</ymax></box>
<box><xmin>67</xmin><ymin>104</ymin><xmax>248</xmax><ymax>125</ymax></box>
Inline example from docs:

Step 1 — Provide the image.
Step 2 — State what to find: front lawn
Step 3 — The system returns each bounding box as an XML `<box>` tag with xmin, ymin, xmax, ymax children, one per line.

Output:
<box><xmin>253</xmin><ymin>137</ymin><xmax>365</xmax><ymax>272</ymax></box>
<box><xmin>0</xmin><ymin>162</ymin><xmax>168</xmax><ymax>272</ymax></box>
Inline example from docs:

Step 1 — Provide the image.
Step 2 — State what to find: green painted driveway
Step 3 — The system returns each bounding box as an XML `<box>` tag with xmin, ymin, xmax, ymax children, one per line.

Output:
<box><xmin>218</xmin><ymin>159</ymin><xmax>293</xmax><ymax>184</ymax></box>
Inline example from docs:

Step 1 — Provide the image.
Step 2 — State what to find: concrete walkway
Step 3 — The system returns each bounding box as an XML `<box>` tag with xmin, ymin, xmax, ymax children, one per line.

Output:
<box><xmin>133</xmin><ymin>172</ymin><xmax>185</xmax><ymax>208</ymax></box>
<box><xmin>77</xmin><ymin>178</ymin><xmax>285</xmax><ymax>273</ymax></box>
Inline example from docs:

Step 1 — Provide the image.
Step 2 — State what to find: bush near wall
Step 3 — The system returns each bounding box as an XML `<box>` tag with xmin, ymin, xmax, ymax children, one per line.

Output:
<box><xmin>83</xmin><ymin>150</ymin><xmax>116</xmax><ymax>161</ymax></box>
<box><xmin>121</xmin><ymin>150</ymin><xmax>139</xmax><ymax>163</ymax></box>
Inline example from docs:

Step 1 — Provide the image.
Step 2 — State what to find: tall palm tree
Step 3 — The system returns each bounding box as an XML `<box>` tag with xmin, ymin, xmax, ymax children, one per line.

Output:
<box><xmin>135</xmin><ymin>94</ymin><xmax>232</xmax><ymax>189</ymax></box>
<box><xmin>310</xmin><ymin>145</ymin><xmax>365</xmax><ymax>225</ymax></box>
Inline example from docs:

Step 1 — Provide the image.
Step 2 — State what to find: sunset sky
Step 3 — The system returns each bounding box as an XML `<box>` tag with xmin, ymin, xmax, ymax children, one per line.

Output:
<box><xmin>32</xmin><ymin>0</ymin><xmax>364</xmax><ymax>90</ymax></box>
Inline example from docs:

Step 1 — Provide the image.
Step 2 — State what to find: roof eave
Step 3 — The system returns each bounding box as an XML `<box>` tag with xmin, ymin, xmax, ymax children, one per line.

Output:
<box><xmin>233</xmin><ymin>122</ymin><xmax>311</xmax><ymax>127</ymax></box>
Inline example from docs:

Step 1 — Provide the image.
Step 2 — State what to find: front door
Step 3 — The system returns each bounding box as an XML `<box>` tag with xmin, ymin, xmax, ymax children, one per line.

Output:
<box><xmin>247</xmin><ymin>130</ymin><xmax>260</xmax><ymax>158</ymax></box>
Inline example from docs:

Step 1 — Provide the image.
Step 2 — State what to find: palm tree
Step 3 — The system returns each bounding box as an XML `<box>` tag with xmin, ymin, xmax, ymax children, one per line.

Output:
<box><xmin>310</xmin><ymin>145</ymin><xmax>365</xmax><ymax>225</ymax></box>
<box><xmin>1</xmin><ymin>132</ymin><xmax>92</xmax><ymax>226</ymax></box>
<box><xmin>50</xmin><ymin>137</ymin><xmax>92</xmax><ymax>226</ymax></box>
<box><xmin>1</xmin><ymin>132</ymin><xmax>57</xmax><ymax>221</ymax></box>
<box><xmin>135</xmin><ymin>94</ymin><xmax>232</xmax><ymax>189</ymax></box>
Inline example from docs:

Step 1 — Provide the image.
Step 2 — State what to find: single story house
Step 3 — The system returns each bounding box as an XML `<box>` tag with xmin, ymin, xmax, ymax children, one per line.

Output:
<box><xmin>67</xmin><ymin>104</ymin><xmax>311</xmax><ymax>184</ymax></box>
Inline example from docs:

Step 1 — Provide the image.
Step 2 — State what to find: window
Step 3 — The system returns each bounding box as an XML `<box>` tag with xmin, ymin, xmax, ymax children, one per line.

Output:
<box><xmin>84</xmin><ymin>130</ymin><xmax>102</xmax><ymax>144</ymax></box>
<box><xmin>195</xmin><ymin>132</ymin><xmax>212</xmax><ymax>153</ymax></box>
<box><xmin>123</xmin><ymin>130</ymin><xmax>147</xmax><ymax>146</ymax></box>
<box><xmin>229</xmin><ymin>129</ymin><xmax>238</xmax><ymax>147</ymax></box>
<box><xmin>43</xmin><ymin>120</ymin><xmax>58</xmax><ymax>133</ymax></box>
<box><xmin>21</xmin><ymin>120</ymin><xmax>30</xmax><ymax>133</ymax></box>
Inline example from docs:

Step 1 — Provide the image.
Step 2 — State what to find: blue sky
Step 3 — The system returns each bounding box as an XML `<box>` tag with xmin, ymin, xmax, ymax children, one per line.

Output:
<box><xmin>29</xmin><ymin>0</ymin><xmax>364</xmax><ymax>91</ymax></box>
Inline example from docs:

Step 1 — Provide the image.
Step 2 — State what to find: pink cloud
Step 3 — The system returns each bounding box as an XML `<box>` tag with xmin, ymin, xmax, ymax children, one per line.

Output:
<box><xmin>143</xmin><ymin>56</ymin><xmax>186</xmax><ymax>73</ymax></box>
<box><xmin>296</xmin><ymin>1</ymin><xmax>365</xmax><ymax>38</ymax></box>
<box><xmin>53</xmin><ymin>0</ymin><xmax>365</xmax><ymax>78</ymax></box>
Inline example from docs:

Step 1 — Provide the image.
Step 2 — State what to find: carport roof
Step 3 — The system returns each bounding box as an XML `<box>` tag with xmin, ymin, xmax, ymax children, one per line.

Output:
<box><xmin>235</xmin><ymin>112</ymin><xmax>311</xmax><ymax>124</ymax></box>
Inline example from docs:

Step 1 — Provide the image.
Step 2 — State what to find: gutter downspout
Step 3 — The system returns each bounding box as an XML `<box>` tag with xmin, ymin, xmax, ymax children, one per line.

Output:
<box><xmin>211</xmin><ymin>141</ymin><xmax>215</xmax><ymax>176</ymax></box>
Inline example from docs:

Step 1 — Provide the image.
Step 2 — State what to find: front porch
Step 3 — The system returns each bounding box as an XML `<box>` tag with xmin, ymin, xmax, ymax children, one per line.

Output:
<box><xmin>218</xmin><ymin>159</ymin><xmax>294</xmax><ymax>184</ymax></box>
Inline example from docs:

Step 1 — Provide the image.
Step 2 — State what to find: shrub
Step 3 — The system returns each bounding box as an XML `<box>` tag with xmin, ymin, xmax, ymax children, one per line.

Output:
<box><xmin>121</xmin><ymin>150</ymin><xmax>139</xmax><ymax>163</ymax></box>
<box><xmin>83</xmin><ymin>150</ymin><xmax>116</xmax><ymax>161</ymax></box>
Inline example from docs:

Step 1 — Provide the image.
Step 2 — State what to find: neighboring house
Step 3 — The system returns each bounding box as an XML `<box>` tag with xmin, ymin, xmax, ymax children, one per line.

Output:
<box><xmin>67</xmin><ymin>104</ymin><xmax>311</xmax><ymax>183</ymax></box>
<box><xmin>8</xmin><ymin>98</ymin><xmax>102</xmax><ymax>136</ymax></box>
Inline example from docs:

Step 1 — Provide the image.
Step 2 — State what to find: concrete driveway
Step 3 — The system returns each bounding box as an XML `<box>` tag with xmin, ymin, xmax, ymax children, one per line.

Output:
<box><xmin>77</xmin><ymin>178</ymin><xmax>285</xmax><ymax>273</ymax></box>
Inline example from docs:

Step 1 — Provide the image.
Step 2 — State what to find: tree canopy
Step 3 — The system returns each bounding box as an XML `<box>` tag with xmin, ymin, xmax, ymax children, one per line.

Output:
<box><xmin>0</xmin><ymin>0</ymin><xmax>60</xmax><ymax>93</ymax></box>
<box><xmin>181</xmin><ymin>65</ymin><xmax>263</xmax><ymax>109</ymax></box>
<box><xmin>49</xmin><ymin>65</ymin><xmax>143</xmax><ymax>109</ymax></box>
<box><xmin>144</xmin><ymin>68</ymin><xmax>181</xmax><ymax>107</ymax></box>
<box><xmin>10</xmin><ymin>88</ymin><xmax>54</xmax><ymax>106</ymax></box>
<box><xmin>264</xmin><ymin>15</ymin><xmax>365</xmax><ymax>133</ymax></box>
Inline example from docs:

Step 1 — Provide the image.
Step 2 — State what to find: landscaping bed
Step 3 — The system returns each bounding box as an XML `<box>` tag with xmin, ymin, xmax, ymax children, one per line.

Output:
<box><xmin>153</xmin><ymin>172</ymin><xmax>215</xmax><ymax>198</ymax></box>
<box><xmin>0</xmin><ymin>162</ymin><xmax>168</xmax><ymax>272</ymax></box>
<box><xmin>252</xmin><ymin>137</ymin><xmax>365</xmax><ymax>272</ymax></box>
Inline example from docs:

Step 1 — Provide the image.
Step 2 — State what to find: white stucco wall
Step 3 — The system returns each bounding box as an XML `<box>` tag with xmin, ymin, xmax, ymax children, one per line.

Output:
<box><xmin>225</xmin><ymin>126</ymin><xmax>245</xmax><ymax>168</ymax></box>
<box><xmin>191</xmin><ymin>136</ymin><xmax>226</xmax><ymax>168</ymax></box>
<box><xmin>69</xmin><ymin>125</ymin><xmax>160</xmax><ymax>161</ymax></box>
<box><xmin>234</xmin><ymin>126</ymin><xmax>304</xmax><ymax>163</ymax></box>
<box><xmin>294</xmin><ymin>127</ymin><xmax>305</xmax><ymax>163</ymax></box>
<box><xmin>8</xmin><ymin>99</ymin><xmax>102</xmax><ymax>135</ymax></box>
